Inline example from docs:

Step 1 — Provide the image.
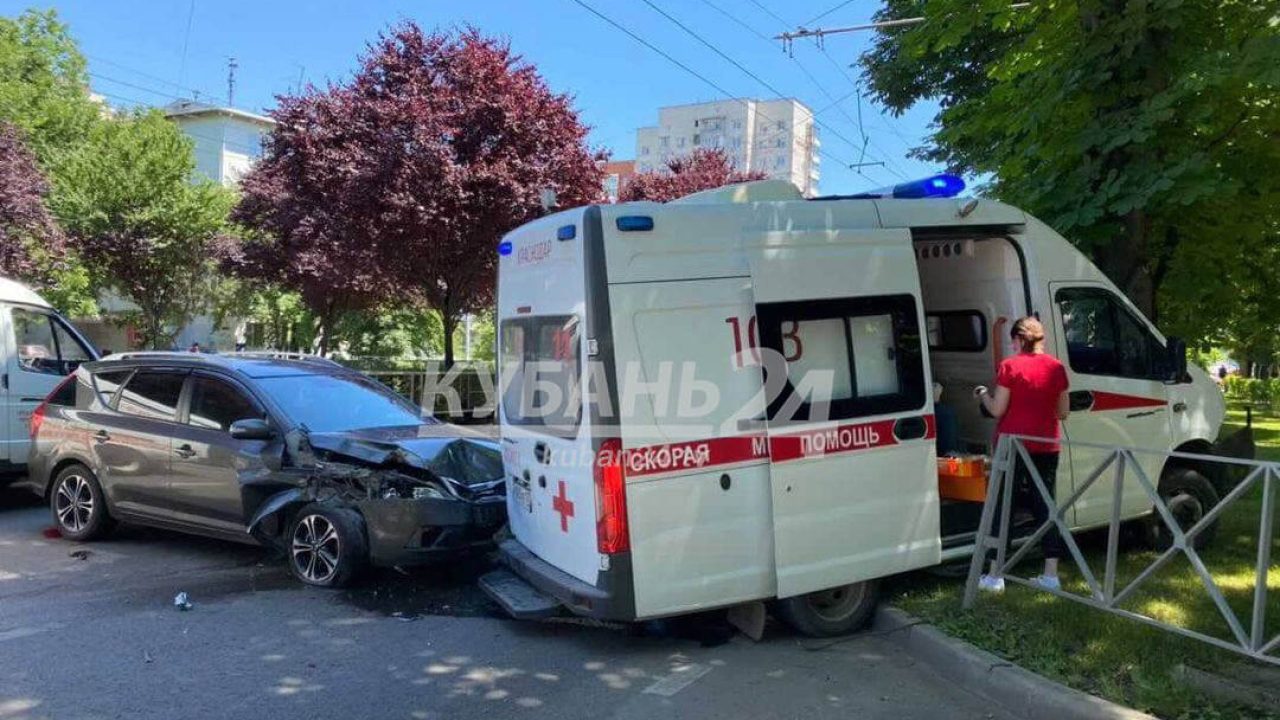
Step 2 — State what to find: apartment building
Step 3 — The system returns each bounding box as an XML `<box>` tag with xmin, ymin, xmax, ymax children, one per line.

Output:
<box><xmin>634</xmin><ymin>98</ymin><xmax>820</xmax><ymax>196</ymax></box>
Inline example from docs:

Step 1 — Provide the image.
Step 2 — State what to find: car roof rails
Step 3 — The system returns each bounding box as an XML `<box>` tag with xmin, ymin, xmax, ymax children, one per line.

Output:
<box><xmin>100</xmin><ymin>350</ymin><xmax>344</xmax><ymax>369</ymax></box>
<box><xmin>227</xmin><ymin>350</ymin><xmax>345</xmax><ymax>368</ymax></box>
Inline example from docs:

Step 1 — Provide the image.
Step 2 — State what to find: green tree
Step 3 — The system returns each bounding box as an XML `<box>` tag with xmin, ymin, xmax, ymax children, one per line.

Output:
<box><xmin>51</xmin><ymin>110</ymin><xmax>235</xmax><ymax>348</ymax></box>
<box><xmin>0</xmin><ymin>9</ymin><xmax>100</xmax><ymax>313</ymax></box>
<box><xmin>860</xmin><ymin>0</ymin><xmax>1280</xmax><ymax>335</ymax></box>
<box><xmin>0</xmin><ymin>9</ymin><xmax>99</xmax><ymax>164</ymax></box>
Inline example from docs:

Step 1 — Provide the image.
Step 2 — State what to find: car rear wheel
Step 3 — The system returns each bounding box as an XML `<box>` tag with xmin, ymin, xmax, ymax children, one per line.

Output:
<box><xmin>50</xmin><ymin>464</ymin><xmax>114</xmax><ymax>541</ymax></box>
<box><xmin>775</xmin><ymin>580</ymin><xmax>880</xmax><ymax>637</ymax></box>
<box><xmin>287</xmin><ymin>504</ymin><xmax>367</xmax><ymax>588</ymax></box>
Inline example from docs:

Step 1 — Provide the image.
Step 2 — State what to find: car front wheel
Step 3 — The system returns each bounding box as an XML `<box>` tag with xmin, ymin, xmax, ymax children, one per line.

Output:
<box><xmin>50</xmin><ymin>464</ymin><xmax>114</xmax><ymax>541</ymax></box>
<box><xmin>287</xmin><ymin>504</ymin><xmax>367</xmax><ymax>588</ymax></box>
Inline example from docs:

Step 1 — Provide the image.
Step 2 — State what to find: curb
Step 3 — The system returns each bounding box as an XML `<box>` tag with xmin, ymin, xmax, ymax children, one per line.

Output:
<box><xmin>874</xmin><ymin>607</ymin><xmax>1155</xmax><ymax>720</ymax></box>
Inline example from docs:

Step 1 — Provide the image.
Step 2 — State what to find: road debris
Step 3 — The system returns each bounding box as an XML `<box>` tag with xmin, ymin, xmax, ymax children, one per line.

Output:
<box><xmin>173</xmin><ymin>592</ymin><xmax>193</xmax><ymax>611</ymax></box>
<box><xmin>68</xmin><ymin>549</ymin><xmax>92</xmax><ymax>561</ymax></box>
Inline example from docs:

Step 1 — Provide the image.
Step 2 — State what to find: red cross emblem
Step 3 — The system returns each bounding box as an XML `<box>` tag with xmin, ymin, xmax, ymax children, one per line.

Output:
<box><xmin>551</xmin><ymin>480</ymin><xmax>575</xmax><ymax>533</ymax></box>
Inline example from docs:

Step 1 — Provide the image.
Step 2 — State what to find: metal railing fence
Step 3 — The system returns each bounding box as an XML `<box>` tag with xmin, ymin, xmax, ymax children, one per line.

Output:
<box><xmin>963</xmin><ymin>434</ymin><xmax>1278</xmax><ymax>667</ymax></box>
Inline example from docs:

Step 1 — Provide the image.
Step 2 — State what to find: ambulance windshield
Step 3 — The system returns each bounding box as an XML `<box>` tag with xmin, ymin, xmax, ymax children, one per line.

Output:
<box><xmin>499</xmin><ymin>315</ymin><xmax>582</xmax><ymax>435</ymax></box>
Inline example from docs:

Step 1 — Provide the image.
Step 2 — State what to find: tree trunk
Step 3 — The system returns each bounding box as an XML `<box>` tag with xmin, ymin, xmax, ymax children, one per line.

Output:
<box><xmin>441</xmin><ymin>312</ymin><xmax>457</xmax><ymax>370</ymax></box>
<box><xmin>1093</xmin><ymin>209</ymin><xmax>1157</xmax><ymax>318</ymax></box>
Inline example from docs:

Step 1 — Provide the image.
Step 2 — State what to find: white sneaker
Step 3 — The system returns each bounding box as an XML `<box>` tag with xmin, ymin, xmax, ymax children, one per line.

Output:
<box><xmin>1032</xmin><ymin>574</ymin><xmax>1061</xmax><ymax>591</ymax></box>
<box><xmin>978</xmin><ymin>574</ymin><xmax>1005</xmax><ymax>593</ymax></box>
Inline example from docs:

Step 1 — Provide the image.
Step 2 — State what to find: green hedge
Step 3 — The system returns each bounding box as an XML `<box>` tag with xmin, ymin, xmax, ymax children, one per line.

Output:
<box><xmin>1223</xmin><ymin>376</ymin><xmax>1280</xmax><ymax>405</ymax></box>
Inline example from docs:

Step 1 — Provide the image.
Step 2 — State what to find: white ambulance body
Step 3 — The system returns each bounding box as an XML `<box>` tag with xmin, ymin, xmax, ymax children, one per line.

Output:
<box><xmin>486</xmin><ymin>179</ymin><xmax>1228</xmax><ymax>635</ymax></box>
<box><xmin>0</xmin><ymin>277</ymin><xmax>99</xmax><ymax>484</ymax></box>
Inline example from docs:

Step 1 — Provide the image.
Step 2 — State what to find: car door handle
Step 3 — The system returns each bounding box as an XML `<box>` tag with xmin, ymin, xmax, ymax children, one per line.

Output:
<box><xmin>93</xmin><ymin>430</ymin><xmax>110</xmax><ymax>444</ymax></box>
<box><xmin>174</xmin><ymin>444</ymin><xmax>196</xmax><ymax>459</ymax></box>
<box><xmin>1172</xmin><ymin>401</ymin><xmax>1187</xmax><ymax>413</ymax></box>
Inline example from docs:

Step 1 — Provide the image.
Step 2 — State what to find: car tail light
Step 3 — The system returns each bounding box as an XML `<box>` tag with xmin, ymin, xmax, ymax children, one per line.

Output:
<box><xmin>594</xmin><ymin>438</ymin><xmax>629</xmax><ymax>555</ymax></box>
<box><xmin>29</xmin><ymin>401</ymin><xmax>46</xmax><ymax>440</ymax></box>
<box><xmin>31</xmin><ymin>375</ymin><xmax>75</xmax><ymax>440</ymax></box>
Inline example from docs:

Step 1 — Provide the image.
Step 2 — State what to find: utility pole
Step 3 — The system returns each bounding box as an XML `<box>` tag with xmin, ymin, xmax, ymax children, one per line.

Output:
<box><xmin>227</xmin><ymin>56</ymin><xmax>238</xmax><ymax>107</ymax></box>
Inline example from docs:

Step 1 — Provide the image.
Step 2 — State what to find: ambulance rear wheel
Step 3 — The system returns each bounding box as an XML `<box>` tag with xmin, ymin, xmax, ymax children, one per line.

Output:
<box><xmin>775</xmin><ymin>580</ymin><xmax>880</xmax><ymax>637</ymax></box>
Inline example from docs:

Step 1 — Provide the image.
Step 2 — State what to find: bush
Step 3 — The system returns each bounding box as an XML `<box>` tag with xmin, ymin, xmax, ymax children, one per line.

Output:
<box><xmin>1223</xmin><ymin>376</ymin><xmax>1279</xmax><ymax>406</ymax></box>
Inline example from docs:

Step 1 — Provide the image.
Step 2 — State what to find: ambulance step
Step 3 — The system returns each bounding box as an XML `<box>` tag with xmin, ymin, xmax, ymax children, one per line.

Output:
<box><xmin>479</xmin><ymin>569</ymin><xmax>562</xmax><ymax>619</ymax></box>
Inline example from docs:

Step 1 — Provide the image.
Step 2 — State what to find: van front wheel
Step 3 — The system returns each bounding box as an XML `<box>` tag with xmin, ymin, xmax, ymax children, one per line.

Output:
<box><xmin>775</xmin><ymin>580</ymin><xmax>880</xmax><ymax>637</ymax></box>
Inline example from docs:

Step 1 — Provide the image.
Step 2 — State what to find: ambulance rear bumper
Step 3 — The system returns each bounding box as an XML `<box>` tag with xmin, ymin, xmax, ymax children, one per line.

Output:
<box><xmin>496</xmin><ymin>538</ymin><xmax>635</xmax><ymax>622</ymax></box>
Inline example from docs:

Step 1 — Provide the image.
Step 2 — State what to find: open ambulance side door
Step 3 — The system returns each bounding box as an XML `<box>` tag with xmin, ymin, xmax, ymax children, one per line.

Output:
<box><xmin>746</xmin><ymin>227</ymin><xmax>941</xmax><ymax>599</ymax></box>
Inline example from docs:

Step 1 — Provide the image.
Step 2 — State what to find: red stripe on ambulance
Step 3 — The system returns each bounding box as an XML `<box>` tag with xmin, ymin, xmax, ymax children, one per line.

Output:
<box><xmin>623</xmin><ymin>434</ymin><xmax>769</xmax><ymax>478</ymax></box>
<box><xmin>1089</xmin><ymin>391</ymin><xmax>1167</xmax><ymax>412</ymax></box>
<box><xmin>622</xmin><ymin>415</ymin><xmax>936</xmax><ymax>476</ymax></box>
<box><xmin>769</xmin><ymin>419</ymin><xmax>900</xmax><ymax>463</ymax></box>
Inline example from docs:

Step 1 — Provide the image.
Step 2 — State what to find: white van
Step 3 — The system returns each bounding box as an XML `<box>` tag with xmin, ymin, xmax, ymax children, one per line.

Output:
<box><xmin>0</xmin><ymin>278</ymin><xmax>98</xmax><ymax>484</ymax></box>
<box><xmin>483</xmin><ymin>177</ymin><xmax>1237</xmax><ymax>636</ymax></box>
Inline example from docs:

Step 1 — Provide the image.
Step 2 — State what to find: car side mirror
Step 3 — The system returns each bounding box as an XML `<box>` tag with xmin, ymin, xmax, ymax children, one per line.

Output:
<box><xmin>1166</xmin><ymin>337</ymin><xmax>1188</xmax><ymax>383</ymax></box>
<box><xmin>230</xmin><ymin>418</ymin><xmax>274</xmax><ymax>440</ymax></box>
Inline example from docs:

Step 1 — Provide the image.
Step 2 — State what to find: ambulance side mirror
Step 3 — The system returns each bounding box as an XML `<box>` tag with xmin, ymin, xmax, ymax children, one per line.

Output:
<box><xmin>1165</xmin><ymin>337</ymin><xmax>1188</xmax><ymax>383</ymax></box>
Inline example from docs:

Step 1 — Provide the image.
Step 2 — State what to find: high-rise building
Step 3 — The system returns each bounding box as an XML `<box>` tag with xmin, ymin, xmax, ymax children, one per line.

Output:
<box><xmin>634</xmin><ymin>98</ymin><xmax>820</xmax><ymax>196</ymax></box>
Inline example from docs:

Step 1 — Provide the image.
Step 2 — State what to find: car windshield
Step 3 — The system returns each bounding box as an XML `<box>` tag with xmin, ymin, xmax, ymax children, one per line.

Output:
<box><xmin>256</xmin><ymin>373</ymin><xmax>424</xmax><ymax>432</ymax></box>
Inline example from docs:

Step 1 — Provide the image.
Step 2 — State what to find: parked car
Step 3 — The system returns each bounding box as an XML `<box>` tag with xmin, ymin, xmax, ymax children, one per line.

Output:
<box><xmin>25</xmin><ymin>352</ymin><xmax>506</xmax><ymax>587</ymax></box>
<box><xmin>0</xmin><ymin>276</ymin><xmax>99</xmax><ymax>486</ymax></box>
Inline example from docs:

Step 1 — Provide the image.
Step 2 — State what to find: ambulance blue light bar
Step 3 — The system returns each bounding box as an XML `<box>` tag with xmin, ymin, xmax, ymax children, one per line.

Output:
<box><xmin>849</xmin><ymin>174</ymin><xmax>966</xmax><ymax>200</ymax></box>
<box><xmin>891</xmin><ymin>174</ymin><xmax>965</xmax><ymax>199</ymax></box>
<box><xmin>557</xmin><ymin>225</ymin><xmax>576</xmax><ymax>241</ymax></box>
<box><xmin>497</xmin><ymin>241</ymin><xmax>513</xmax><ymax>256</ymax></box>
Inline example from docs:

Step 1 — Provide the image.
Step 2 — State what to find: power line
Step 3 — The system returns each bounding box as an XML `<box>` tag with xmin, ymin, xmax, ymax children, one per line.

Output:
<box><xmin>87</xmin><ymin>53</ymin><xmax>215</xmax><ymax>99</ymax></box>
<box><xmin>694</xmin><ymin>0</ymin><xmax>901</xmax><ymax>184</ymax></box>
<box><xmin>178</xmin><ymin>0</ymin><xmax>196</xmax><ymax>89</ymax></box>
<box><xmin>634</xmin><ymin>0</ymin><xmax>895</xmax><ymax>173</ymax></box>
<box><xmin>567</xmin><ymin>0</ymin><xmax>860</xmax><ymax>176</ymax></box>
<box><xmin>722</xmin><ymin>0</ymin><xmax>910</xmax><ymax>181</ymax></box>
<box><xmin>802</xmin><ymin>0</ymin><xmax>858</xmax><ymax>28</ymax></box>
<box><xmin>745</xmin><ymin>0</ymin><xmax>790</xmax><ymax>27</ymax></box>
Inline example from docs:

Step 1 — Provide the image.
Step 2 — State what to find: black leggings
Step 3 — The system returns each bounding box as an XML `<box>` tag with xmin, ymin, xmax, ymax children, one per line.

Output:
<box><xmin>990</xmin><ymin>451</ymin><xmax>1066</xmax><ymax>563</ymax></box>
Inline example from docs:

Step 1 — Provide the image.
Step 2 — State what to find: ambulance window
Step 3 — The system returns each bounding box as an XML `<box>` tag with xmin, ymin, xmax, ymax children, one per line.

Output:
<box><xmin>499</xmin><ymin>315</ymin><xmax>582</xmax><ymax>435</ymax></box>
<box><xmin>757</xmin><ymin>294</ymin><xmax>926</xmax><ymax>424</ymax></box>
<box><xmin>926</xmin><ymin>311</ymin><xmax>987</xmax><ymax>352</ymax></box>
<box><xmin>1057</xmin><ymin>288</ymin><xmax>1166</xmax><ymax>380</ymax></box>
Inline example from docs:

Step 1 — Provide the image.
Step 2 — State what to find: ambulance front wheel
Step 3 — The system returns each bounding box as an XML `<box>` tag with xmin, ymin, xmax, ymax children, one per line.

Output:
<box><xmin>775</xmin><ymin>580</ymin><xmax>881</xmax><ymax>637</ymax></box>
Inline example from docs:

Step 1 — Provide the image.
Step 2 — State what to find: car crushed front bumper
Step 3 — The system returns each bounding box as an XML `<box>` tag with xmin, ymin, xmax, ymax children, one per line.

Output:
<box><xmin>355</xmin><ymin>495</ymin><xmax>506</xmax><ymax>567</ymax></box>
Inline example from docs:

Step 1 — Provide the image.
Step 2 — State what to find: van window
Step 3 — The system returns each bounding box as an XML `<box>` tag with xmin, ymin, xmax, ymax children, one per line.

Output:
<box><xmin>926</xmin><ymin>311</ymin><xmax>987</xmax><ymax>352</ymax></box>
<box><xmin>499</xmin><ymin>315</ymin><xmax>581</xmax><ymax>435</ymax></box>
<box><xmin>11</xmin><ymin>308</ymin><xmax>94</xmax><ymax>375</ymax></box>
<box><xmin>1057</xmin><ymin>288</ymin><xmax>1167</xmax><ymax>380</ymax></box>
<box><xmin>758</xmin><ymin>294</ymin><xmax>926</xmax><ymax>424</ymax></box>
<box><xmin>117</xmin><ymin>371</ymin><xmax>186</xmax><ymax>421</ymax></box>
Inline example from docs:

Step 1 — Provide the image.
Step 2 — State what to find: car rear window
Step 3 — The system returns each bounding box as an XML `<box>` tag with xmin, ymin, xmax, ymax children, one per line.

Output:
<box><xmin>92</xmin><ymin>369</ymin><xmax>133</xmax><ymax>407</ymax></box>
<box><xmin>46</xmin><ymin>376</ymin><xmax>78</xmax><ymax>407</ymax></box>
<box><xmin>117</xmin><ymin>370</ymin><xmax>186</xmax><ymax>421</ymax></box>
<box><xmin>498</xmin><ymin>315</ymin><xmax>582</xmax><ymax>435</ymax></box>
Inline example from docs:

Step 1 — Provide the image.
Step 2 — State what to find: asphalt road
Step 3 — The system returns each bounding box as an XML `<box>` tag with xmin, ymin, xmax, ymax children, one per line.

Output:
<box><xmin>0</xmin><ymin>488</ymin><xmax>1013</xmax><ymax>720</ymax></box>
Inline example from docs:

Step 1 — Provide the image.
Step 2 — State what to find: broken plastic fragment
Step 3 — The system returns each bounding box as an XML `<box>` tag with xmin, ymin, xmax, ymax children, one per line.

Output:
<box><xmin>174</xmin><ymin>592</ymin><xmax>193</xmax><ymax>611</ymax></box>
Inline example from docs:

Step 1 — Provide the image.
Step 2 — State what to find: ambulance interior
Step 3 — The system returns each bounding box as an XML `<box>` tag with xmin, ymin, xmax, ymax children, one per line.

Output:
<box><xmin>913</xmin><ymin>231</ymin><xmax>1029</xmax><ymax>545</ymax></box>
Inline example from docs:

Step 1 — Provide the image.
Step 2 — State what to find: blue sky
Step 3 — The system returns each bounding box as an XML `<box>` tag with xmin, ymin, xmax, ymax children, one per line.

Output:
<box><xmin>3</xmin><ymin>0</ymin><xmax>944</xmax><ymax>194</ymax></box>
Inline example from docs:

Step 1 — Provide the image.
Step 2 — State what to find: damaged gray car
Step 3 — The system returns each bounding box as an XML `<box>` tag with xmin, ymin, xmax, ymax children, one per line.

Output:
<box><xmin>24</xmin><ymin>353</ymin><xmax>506</xmax><ymax>587</ymax></box>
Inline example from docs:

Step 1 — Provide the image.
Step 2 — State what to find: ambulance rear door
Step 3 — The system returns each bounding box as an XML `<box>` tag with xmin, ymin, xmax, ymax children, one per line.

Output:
<box><xmin>497</xmin><ymin>207</ymin><xmax>601</xmax><ymax>586</ymax></box>
<box><xmin>746</xmin><ymin>225</ymin><xmax>941</xmax><ymax>598</ymax></box>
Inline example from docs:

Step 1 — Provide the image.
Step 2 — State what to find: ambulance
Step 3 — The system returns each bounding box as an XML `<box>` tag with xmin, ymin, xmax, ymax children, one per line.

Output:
<box><xmin>482</xmin><ymin>176</ymin><xmax>1238</xmax><ymax>637</ymax></box>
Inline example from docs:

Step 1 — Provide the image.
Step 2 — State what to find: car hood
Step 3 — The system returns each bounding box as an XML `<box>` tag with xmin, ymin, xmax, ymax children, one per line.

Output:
<box><xmin>306</xmin><ymin>424</ymin><xmax>503</xmax><ymax>486</ymax></box>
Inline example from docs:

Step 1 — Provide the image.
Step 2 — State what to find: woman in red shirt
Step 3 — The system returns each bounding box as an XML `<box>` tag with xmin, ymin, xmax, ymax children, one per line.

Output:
<box><xmin>975</xmin><ymin>316</ymin><xmax>1070</xmax><ymax>592</ymax></box>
